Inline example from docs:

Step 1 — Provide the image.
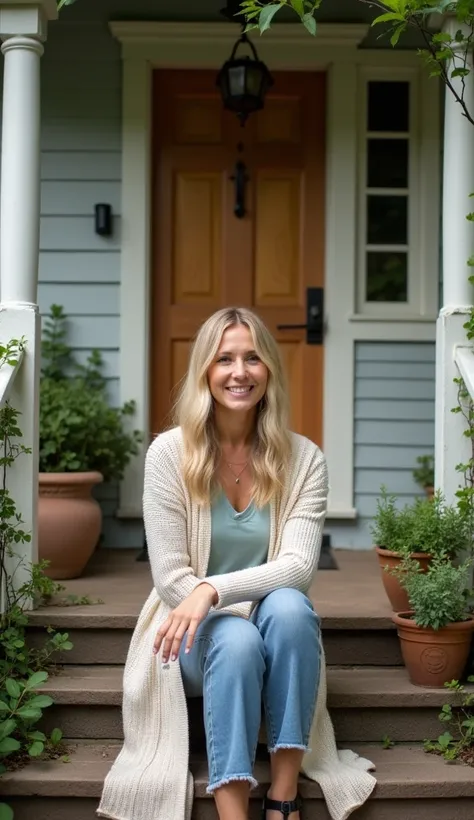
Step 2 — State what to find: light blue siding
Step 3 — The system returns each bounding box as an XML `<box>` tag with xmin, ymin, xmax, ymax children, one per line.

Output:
<box><xmin>326</xmin><ymin>341</ymin><xmax>435</xmax><ymax>550</ymax></box>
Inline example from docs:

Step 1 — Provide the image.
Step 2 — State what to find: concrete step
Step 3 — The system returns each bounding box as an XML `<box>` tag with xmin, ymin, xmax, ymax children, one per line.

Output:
<box><xmin>26</xmin><ymin>611</ymin><xmax>402</xmax><ymax>667</ymax></box>
<box><xmin>1</xmin><ymin>742</ymin><xmax>474</xmax><ymax>820</ymax></box>
<box><xmin>38</xmin><ymin>665</ymin><xmax>473</xmax><ymax>743</ymax></box>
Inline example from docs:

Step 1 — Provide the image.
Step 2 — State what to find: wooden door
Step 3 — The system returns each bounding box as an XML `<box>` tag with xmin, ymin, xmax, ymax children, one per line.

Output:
<box><xmin>151</xmin><ymin>69</ymin><xmax>326</xmax><ymax>443</ymax></box>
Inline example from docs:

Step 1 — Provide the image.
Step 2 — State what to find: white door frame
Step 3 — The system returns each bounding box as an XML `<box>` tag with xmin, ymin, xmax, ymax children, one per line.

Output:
<box><xmin>110</xmin><ymin>21</ymin><xmax>437</xmax><ymax>522</ymax></box>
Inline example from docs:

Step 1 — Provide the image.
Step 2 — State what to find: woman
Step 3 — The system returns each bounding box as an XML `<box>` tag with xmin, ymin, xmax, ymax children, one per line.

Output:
<box><xmin>98</xmin><ymin>308</ymin><xmax>375</xmax><ymax>820</ymax></box>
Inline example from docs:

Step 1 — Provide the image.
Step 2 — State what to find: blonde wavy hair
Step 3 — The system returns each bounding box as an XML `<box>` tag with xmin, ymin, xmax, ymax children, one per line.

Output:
<box><xmin>174</xmin><ymin>307</ymin><xmax>291</xmax><ymax>507</ymax></box>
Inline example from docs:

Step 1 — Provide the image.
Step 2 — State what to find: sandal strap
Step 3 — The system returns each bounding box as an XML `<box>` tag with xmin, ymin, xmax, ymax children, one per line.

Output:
<box><xmin>263</xmin><ymin>793</ymin><xmax>301</xmax><ymax>818</ymax></box>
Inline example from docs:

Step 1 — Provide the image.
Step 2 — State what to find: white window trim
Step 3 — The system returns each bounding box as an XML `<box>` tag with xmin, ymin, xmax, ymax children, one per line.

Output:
<box><xmin>110</xmin><ymin>21</ymin><xmax>439</xmax><ymax>523</ymax></box>
<box><xmin>356</xmin><ymin>65</ymin><xmax>440</xmax><ymax>319</ymax></box>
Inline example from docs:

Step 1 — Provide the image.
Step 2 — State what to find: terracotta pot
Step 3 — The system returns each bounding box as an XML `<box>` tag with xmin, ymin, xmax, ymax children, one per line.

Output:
<box><xmin>392</xmin><ymin>611</ymin><xmax>474</xmax><ymax>688</ymax></box>
<box><xmin>425</xmin><ymin>486</ymin><xmax>435</xmax><ymax>500</ymax></box>
<box><xmin>38</xmin><ymin>472</ymin><xmax>103</xmax><ymax>580</ymax></box>
<box><xmin>376</xmin><ymin>547</ymin><xmax>432</xmax><ymax>612</ymax></box>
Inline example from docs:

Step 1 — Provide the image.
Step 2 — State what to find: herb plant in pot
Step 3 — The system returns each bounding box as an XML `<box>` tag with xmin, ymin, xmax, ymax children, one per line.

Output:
<box><xmin>393</xmin><ymin>557</ymin><xmax>474</xmax><ymax>688</ymax></box>
<box><xmin>413</xmin><ymin>454</ymin><xmax>435</xmax><ymax>499</ymax></box>
<box><xmin>371</xmin><ymin>489</ymin><xmax>469</xmax><ymax>612</ymax></box>
<box><xmin>39</xmin><ymin>305</ymin><xmax>142</xmax><ymax>580</ymax></box>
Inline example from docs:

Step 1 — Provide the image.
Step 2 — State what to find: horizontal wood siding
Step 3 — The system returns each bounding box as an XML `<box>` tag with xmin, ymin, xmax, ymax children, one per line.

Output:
<box><xmin>36</xmin><ymin>20</ymin><xmax>134</xmax><ymax>548</ymax></box>
<box><xmin>326</xmin><ymin>342</ymin><xmax>435</xmax><ymax>550</ymax></box>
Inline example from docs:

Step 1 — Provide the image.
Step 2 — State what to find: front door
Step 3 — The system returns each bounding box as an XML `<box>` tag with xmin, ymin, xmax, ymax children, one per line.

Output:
<box><xmin>151</xmin><ymin>69</ymin><xmax>326</xmax><ymax>443</ymax></box>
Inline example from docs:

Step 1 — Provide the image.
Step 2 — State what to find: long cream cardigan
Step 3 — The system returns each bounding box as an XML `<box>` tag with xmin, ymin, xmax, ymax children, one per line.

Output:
<box><xmin>98</xmin><ymin>427</ymin><xmax>376</xmax><ymax>820</ymax></box>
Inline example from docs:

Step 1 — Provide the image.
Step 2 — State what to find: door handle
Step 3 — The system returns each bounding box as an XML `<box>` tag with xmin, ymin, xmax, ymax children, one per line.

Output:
<box><xmin>277</xmin><ymin>288</ymin><xmax>324</xmax><ymax>345</ymax></box>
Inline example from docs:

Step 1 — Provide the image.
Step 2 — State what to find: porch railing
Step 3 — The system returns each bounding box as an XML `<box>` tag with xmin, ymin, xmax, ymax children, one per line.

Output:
<box><xmin>0</xmin><ymin>348</ymin><xmax>24</xmax><ymax>408</ymax></box>
<box><xmin>454</xmin><ymin>346</ymin><xmax>474</xmax><ymax>400</ymax></box>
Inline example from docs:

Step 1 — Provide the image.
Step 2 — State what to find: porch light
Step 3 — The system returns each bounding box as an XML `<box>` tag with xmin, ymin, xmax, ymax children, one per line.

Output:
<box><xmin>216</xmin><ymin>28</ymin><xmax>274</xmax><ymax>126</ymax></box>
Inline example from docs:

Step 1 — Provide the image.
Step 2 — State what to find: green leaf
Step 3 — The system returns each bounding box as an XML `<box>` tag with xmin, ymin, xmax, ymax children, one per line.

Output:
<box><xmin>302</xmin><ymin>12</ymin><xmax>316</xmax><ymax>36</ymax></box>
<box><xmin>0</xmin><ymin>703</ymin><xmax>9</xmax><ymax>713</ymax></box>
<box><xmin>372</xmin><ymin>12</ymin><xmax>405</xmax><ymax>24</ymax></box>
<box><xmin>28</xmin><ymin>731</ymin><xmax>46</xmax><ymax>742</ymax></box>
<box><xmin>5</xmin><ymin>680</ymin><xmax>20</xmax><ymax>699</ymax></box>
<box><xmin>290</xmin><ymin>0</ymin><xmax>304</xmax><ymax>16</ymax></box>
<box><xmin>451</xmin><ymin>67</ymin><xmax>470</xmax><ymax>79</ymax></box>
<box><xmin>26</xmin><ymin>695</ymin><xmax>53</xmax><ymax>709</ymax></box>
<box><xmin>259</xmin><ymin>3</ymin><xmax>282</xmax><ymax>33</ymax></box>
<box><xmin>15</xmin><ymin>708</ymin><xmax>42</xmax><ymax>721</ymax></box>
<box><xmin>0</xmin><ymin>804</ymin><xmax>14</xmax><ymax>820</ymax></box>
<box><xmin>0</xmin><ymin>720</ymin><xmax>16</xmax><ymax>741</ymax></box>
<box><xmin>28</xmin><ymin>741</ymin><xmax>44</xmax><ymax>757</ymax></box>
<box><xmin>24</xmin><ymin>671</ymin><xmax>48</xmax><ymax>690</ymax></box>
<box><xmin>50</xmin><ymin>728</ymin><xmax>63</xmax><ymax>746</ymax></box>
<box><xmin>0</xmin><ymin>736</ymin><xmax>21</xmax><ymax>754</ymax></box>
<box><xmin>390</xmin><ymin>24</ymin><xmax>406</xmax><ymax>47</ymax></box>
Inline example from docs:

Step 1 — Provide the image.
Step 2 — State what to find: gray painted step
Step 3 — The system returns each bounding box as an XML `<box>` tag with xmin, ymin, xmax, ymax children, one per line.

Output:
<box><xmin>38</xmin><ymin>666</ymin><xmax>472</xmax><ymax>743</ymax></box>
<box><xmin>2</xmin><ymin>743</ymin><xmax>474</xmax><ymax>820</ymax></box>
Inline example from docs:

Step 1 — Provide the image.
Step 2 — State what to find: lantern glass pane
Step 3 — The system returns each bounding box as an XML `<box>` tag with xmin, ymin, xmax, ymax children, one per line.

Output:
<box><xmin>228</xmin><ymin>66</ymin><xmax>246</xmax><ymax>96</ymax></box>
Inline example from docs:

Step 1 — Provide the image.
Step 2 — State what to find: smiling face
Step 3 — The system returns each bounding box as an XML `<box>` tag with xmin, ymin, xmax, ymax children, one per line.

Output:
<box><xmin>207</xmin><ymin>324</ymin><xmax>268</xmax><ymax>415</ymax></box>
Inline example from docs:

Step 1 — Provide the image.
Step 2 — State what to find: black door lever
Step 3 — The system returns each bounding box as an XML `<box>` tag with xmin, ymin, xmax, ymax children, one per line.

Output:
<box><xmin>277</xmin><ymin>288</ymin><xmax>324</xmax><ymax>345</ymax></box>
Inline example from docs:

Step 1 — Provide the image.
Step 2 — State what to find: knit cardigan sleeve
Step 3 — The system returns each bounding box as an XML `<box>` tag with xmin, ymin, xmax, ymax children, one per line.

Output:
<box><xmin>204</xmin><ymin>443</ymin><xmax>329</xmax><ymax>610</ymax></box>
<box><xmin>143</xmin><ymin>436</ymin><xmax>203</xmax><ymax>610</ymax></box>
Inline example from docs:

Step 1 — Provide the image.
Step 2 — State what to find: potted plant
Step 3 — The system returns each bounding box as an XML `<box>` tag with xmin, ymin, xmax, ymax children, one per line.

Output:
<box><xmin>39</xmin><ymin>305</ymin><xmax>142</xmax><ymax>580</ymax></box>
<box><xmin>413</xmin><ymin>454</ymin><xmax>435</xmax><ymax>499</ymax></box>
<box><xmin>371</xmin><ymin>488</ymin><xmax>469</xmax><ymax>612</ymax></box>
<box><xmin>393</xmin><ymin>557</ymin><xmax>474</xmax><ymax>688</ymax></box>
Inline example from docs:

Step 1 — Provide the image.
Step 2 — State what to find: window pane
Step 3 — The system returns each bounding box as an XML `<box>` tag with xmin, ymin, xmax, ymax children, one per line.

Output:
<box><xmin>368</xmin><ymin>81</ymin><xmax>409</xmax><ymax>132</ymax></box>
<box><xmin>367</xmin><ymin>195</ymin><xmax>408</xmax><ymax>245</ymax></box>
<box><xmin>366</xmin><ymin>252</ymin><xmax>407</xmax><ymax>302</ymax></box>
<box><xmin>367</xmin><ymin>139</ymin><xmax>408</xmax><ymax>188</ymax></box>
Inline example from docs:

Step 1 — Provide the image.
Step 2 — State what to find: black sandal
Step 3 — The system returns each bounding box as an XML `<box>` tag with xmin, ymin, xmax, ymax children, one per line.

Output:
<box><xmin>262</xmin><ymin>793</ymin><xmax>302</xmax><ymax>819</ymax></box>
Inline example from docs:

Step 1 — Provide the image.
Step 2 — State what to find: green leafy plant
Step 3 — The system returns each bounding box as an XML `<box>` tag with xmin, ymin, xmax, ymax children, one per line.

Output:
<box><xmin>400</xmin><ymin>557</ymin><xmax>473</xmax><ymax>629</ymax></box>
<box><xmin>370</xmin><ymin>488</ymin><xmax>470</xmax><ymax>559</ymax></box>
<box><xmin>0</xmin><ymin>340</ymin><xmax>77</xmax><ymax>820</ymax></box>
<box><xmin>39</xmin><ymin>305</ymin><xmax>142</xmax><ymax>479</ymax></box>
<box><xmin>424</xmin><ymin>676</ymin><xmax>474</xmax><ymax>762</ymax></box>
<box><xmin>382</xmin><ymin>734</ymin><xmax>395</xmax><ymax>749</ymax></box>
<box><xmin>413</xmin><ymin>454</ymin><xmax>435</xmax><ymax>489</ymax></box>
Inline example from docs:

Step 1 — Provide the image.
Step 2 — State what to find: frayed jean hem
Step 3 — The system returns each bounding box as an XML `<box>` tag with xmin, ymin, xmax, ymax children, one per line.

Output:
<box><xmin>206</xmin><ymin>774</ymin><xmax>258</xmax><ymax>794</ymax></box>
<box><xmin>268</xmin><ymin>743</ymin><xmax>309</xmax><ymax>755</ymax></box>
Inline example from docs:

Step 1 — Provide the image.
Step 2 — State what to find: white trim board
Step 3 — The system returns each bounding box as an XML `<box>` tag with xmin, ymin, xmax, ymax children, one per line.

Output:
<box><xmin>110</xmin><ymin>21</ymin><xmax>438</xmax><ymax>521</ymax></box>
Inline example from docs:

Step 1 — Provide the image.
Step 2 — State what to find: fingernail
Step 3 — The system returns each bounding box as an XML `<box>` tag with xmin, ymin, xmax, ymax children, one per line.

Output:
<box><xmin>152</xmin><ymin>647</ymin><xmax>157</xmax><ymax>655</ymax></box>
<box><xmin>185</xmin><ymin>648</ymin><xmax>190</xmax><ymax>654</ymax></box>
<box><xmin>171</xmin><ymin>654</ymin><xmax>176</xmax><ymax>662</ymax></box>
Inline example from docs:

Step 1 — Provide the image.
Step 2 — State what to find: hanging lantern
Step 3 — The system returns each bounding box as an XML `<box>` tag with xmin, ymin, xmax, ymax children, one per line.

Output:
<box><xmin>216</xmin><ymin>29</ymin><xmax>274</xmax><ymax>126</ymax></box>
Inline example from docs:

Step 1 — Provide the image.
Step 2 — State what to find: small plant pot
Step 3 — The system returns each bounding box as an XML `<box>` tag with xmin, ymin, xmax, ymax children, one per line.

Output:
<box><xmin>392</xmin><ymin>611</ymin><xmax>474</xmax><ymax>688</ymax></box>
<box><xmin>38</xmin><ymin>472</ymin><xmax>103</xmax><ymax>580</ymax></box>
<box><xmin>424</xmin><ymin>486</ymin><xmax>435</xmax><ymax>500</ymax></box>
<box><xmin>376</xmin><ymin>547</ymin><xmax>432</xmax><ymax>612</ymax></box>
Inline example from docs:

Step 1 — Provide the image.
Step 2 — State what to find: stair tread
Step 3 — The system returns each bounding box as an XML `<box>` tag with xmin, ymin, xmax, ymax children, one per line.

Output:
<box><xmin>1</xmin><ymin>743</ymin><xmax>474</xmax><ymax>799</ymax></box>
<box><xmin>26</xmin><ymin>549</ymin><xmax>395</xmax><ymax>631</ymax></box>
<box><xmin>39</xmin><ymin>665</ymin><xmax>474</xmax><ymax>707</ymax></box>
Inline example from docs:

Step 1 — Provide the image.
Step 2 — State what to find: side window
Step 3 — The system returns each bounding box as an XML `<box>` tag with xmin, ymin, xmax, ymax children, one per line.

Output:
<box><xmin>358</xmin><ymin>76</ymin><xmax>418</xmax><ymax>316</ymax></box>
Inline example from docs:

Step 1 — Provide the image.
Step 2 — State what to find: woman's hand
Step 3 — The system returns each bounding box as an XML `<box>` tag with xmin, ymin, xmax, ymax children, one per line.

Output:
<box><xmin>153</xmin><ymin>583</ymin><xmax>218</xmax><ymax>663</ymax></box>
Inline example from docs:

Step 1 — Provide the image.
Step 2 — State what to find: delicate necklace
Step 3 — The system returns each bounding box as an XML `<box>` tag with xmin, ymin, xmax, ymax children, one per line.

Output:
<box><xmin>226</xmin><ymin>461</ymin><xmax>248</xmax><ymax>484</ymax></box>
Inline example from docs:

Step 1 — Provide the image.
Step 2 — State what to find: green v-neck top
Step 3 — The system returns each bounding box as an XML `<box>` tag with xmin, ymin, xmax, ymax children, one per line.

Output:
<box><xmin>206</xmin><ymin>491</ymin><xmax>271</xmax><ymax>577</ymax></box>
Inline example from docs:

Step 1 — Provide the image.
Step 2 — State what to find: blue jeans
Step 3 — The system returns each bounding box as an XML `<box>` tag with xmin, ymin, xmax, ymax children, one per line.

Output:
<box><xmin>179</xmin><ymin>587</ymin><xmax>321</xmax><ymax>793</ymax></box>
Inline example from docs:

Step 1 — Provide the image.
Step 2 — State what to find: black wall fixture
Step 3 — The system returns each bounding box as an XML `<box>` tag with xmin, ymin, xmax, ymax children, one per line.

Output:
<box><xmin>95</xmin><ymin>203</ymin><xmax>113</xmax><ymax>237</ymax></box>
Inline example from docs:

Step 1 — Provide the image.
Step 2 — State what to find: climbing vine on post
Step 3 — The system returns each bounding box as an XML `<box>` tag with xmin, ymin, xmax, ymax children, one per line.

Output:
<box><xmin>0</xmin><ymin>340</ymin><xmax>73</xmax><ymax>820</ymax></box>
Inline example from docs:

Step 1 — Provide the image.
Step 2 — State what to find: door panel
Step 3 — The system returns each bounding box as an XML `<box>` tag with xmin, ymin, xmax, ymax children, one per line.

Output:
<box><xmin>151</xmin><ymin>69</ymin><xmax>326</xmax><ymax>442</ymax></box>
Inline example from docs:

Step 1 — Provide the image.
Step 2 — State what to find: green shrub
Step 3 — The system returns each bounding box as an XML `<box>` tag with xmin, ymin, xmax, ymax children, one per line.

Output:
<box><xmin>400</xmin><ymin>557</ymin><xmax>473</xmax><ymax>630</ymax></box>
<box><xmin>39</xmin><ymin>305</ymin><xmax>142</xmax><ymax>479</ymax></box>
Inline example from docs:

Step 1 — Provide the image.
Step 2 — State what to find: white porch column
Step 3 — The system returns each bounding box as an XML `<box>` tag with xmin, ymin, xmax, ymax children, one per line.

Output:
<box><xmin>435</xmin><ymin>17</ymin><xmax>474</xmax><ymax>505</ymax></box>
<box><xmin>0</xmin><ymin>0</ymin><xmax>56</xmax><ymax>606</ymax></box>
